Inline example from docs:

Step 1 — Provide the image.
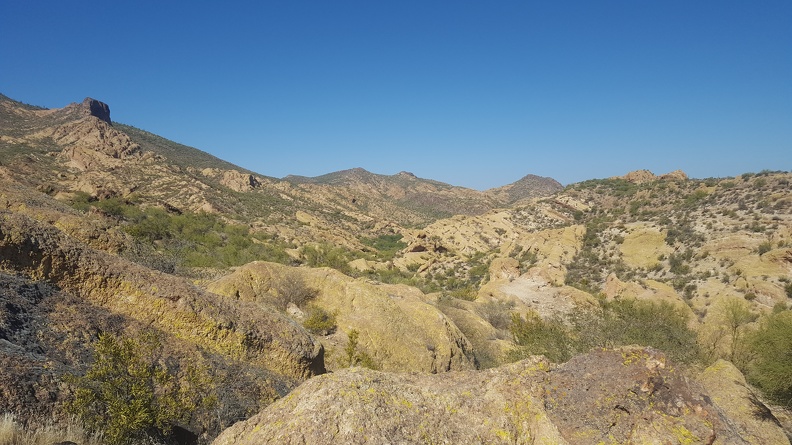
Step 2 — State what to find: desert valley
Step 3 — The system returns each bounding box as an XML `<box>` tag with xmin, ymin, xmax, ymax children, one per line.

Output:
<box><xmin>1</xmin><ymin>94</ymin><xmax>791</xmax><ymax>444</ymax></box>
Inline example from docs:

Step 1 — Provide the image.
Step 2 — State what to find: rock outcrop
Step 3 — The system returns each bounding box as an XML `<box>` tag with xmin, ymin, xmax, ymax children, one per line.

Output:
<box><xmin>213</xmin><ymin>347</ymin><xmax>789</xmax><ymax>445</ymax></box>
<box><xmin>619</xmin><ymin>169</ymin><xmax>689</xmax><ymax>184</ymax></box>
<box><xmin>82</xmin><ymin>98</ymin><xmax>111</xmax><ymax>123</ymax></box>
<box><xmin>207</xmin><ymin>261</ymin><xmax>477</xmax><ymax>373</ymax></box>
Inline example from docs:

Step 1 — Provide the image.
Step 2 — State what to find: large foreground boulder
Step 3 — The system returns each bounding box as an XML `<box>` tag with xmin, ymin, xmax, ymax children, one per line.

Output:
<box><xmin>213</xmin><ymin>347</ymin><xmax>790</xmax><ymax>445</ymax></box>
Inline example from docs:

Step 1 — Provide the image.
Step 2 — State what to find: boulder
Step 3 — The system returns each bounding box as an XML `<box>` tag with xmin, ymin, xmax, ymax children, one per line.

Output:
<box><xmin>698</xmin><ymin>359</ymin><xmax>790</xmax><ymax>444</ymax></box>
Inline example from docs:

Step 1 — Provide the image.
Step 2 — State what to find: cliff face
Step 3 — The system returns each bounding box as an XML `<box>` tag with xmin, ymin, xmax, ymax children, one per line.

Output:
<box><xmin>212</xmin><ymin>347</ymin><xmax>789</xmax><ymax>445</ymax></box>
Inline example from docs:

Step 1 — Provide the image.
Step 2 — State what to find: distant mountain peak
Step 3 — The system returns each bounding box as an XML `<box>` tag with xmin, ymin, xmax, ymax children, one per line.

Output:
<box><xmin>62</xmin><ymin>97</ymin><xmax>112</xmax><ymax>124</ymax></box>
<box><xmin>485</xmin><ymin>174</ymin><xmax>563</xmax><ymax>204</ymax></box>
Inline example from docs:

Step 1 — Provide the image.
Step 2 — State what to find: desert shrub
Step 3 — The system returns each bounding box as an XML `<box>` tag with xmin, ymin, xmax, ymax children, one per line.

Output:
<box><xmin>444</xmin><ymin>284</ymin><xmax>476</xmax><ymax>301</ymax></box>
<box><xmin>509</xmin><ymin>311</ymin><xmax>575</xmax><ymax>363</ymax></box>
<box><xmin>683</xmin><ymin>189</ymin><xmax>709</xmax><ymax>207</ymax></box>
<box><xmin>748</xmin><ymin>311</ymin><xmax>792</xmax><ymax>407</ymax></box>
<box><xmin>344</xmin><ymin>330</ymin><xmax>378</xmax><ymax>369</ymax></box>
<box><xmin>67</xmin><ymin>332</ymin><xmax>214</xmax><ymax>445</ymax></box>
<box><xmin>300</xmin><ymin>244</ymin><xmax>356</xmax><ymax>272</ymax></box>
<box><xmin>477</xmin><ymin>300</ymin><xmax>514</xmax><ymax>331</ymax></box>
<box><xmin>668</xmin><ymin>253</ymin><xmax>691</xmax><ymax>275</ymax></box>
<box><xmin>467</xmin><ymin>261</ymin><xmax>490</xmax><ymax>287</ymax></box>
<box><xmin>598</xmin><ymin>299</ymin><xmax>698</xmax><ymax>363</ymax></box>
<box><xmin>301</xmin><ymin>305</ymin><xmax>337</xmax><ymax>335</ymax></box>
<box><xmin>757</xmin><ymin>241</ymin><xmax>773</xmax><ymax>255</ymax></box>
<box><xmin>68</xmin><ymin>191</ymin><xmax>94</xmax><ymax>213</ymax></box>
<box><xmin>272</xmin><ymin>270</ymin><xmax>317</xmax><ymax>310</ymax></box>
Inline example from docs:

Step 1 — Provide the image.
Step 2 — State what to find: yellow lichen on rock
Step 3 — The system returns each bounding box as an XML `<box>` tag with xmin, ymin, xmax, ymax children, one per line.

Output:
<box><xmin>207</xmin><ymin>261</ymin><xmax>477</xmax><ymax>373</ymax></box>
<box><xmin>619</xmin><ymin>223</ymin><xmax>672</xmax><ymax>269</ymax></box>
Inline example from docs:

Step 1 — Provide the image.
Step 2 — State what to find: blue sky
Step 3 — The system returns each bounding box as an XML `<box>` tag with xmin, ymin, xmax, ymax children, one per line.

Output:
<box><xmin>1</xmin><ymin>1</ymin><xmax>790</xmax><ymax>189</ymax></box>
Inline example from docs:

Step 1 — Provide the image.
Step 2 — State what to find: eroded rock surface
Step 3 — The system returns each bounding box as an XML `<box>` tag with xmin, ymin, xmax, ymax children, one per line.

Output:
<box><xmin>213</xmin><ymin>347</ymin><xmax>788</xmax><ymax>445</ymax></box>
<box><xmin>207</xmin><ymin>261</ymin><xmax>477</xmax><ymax>372</ymax></box>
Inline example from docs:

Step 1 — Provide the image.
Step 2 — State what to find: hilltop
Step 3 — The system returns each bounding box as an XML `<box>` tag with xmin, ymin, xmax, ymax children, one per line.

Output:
<box><xmin>1</xmin><ymin>94</ymin><xmax>790</xmax><ymax>444</ymax></box>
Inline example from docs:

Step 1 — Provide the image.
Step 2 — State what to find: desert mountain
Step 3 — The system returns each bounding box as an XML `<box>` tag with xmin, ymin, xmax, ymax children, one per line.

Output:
<box><xmin>1</xmin><ymin>94</ymin><xmax>791</xmax><ymax>444</ymax></box>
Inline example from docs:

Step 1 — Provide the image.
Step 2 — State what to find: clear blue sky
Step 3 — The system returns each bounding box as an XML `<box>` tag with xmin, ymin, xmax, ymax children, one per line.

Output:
<box><xmin>2</xmin><ymin>1</ymin><xmax>790</xmax><ymax>189</ymax></box>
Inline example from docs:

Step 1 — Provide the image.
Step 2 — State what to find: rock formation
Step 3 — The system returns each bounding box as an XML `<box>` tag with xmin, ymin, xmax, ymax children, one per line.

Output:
<box><xmin>212</xmin><ymin>347</ymin><xmax>789</xmax><ymax>445</ymax></box>
<box><xmin>207</xmin><ymin>261</ymin><xmax>477</xmax><ymax>373</ymax></box>
<box><xmin>82</xmin><ymin>98</ymin><xmax>111</xmax><ymax>123</ymax></box>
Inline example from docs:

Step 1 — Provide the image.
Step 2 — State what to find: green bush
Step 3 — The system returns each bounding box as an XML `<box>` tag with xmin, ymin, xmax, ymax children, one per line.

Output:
<box><xmin>302</xmin><ymin>305</ymin><xmax>337</xmax><ymax>335</ymax></box>
<box><xmin>509</xmin><ymin>311</ymin><xmax>576</xmax><ymax>363</ymax></box>
<box><xmin>757</xmin><ymin>241</ymin><xmax>773</xmax><ymax>255</ymax></box>
<box><xmin>300</xmin><ymin>244</ymin><xmax>356</xmax><ymax>272</ymax></box>
<box><xmin>360</xmin><ymin>234</ymin><xmax>407</xmax><ymax>260</ymax></box>
<box><xmin>66</xmin><ymin>332</ymin><xmax>214</xmax><ymax>445</ymax></box>
<box><xmin>506</xmin><ymin>299</ymin><xmax>699</xmax><ymax>365</ymax></box>
<box><xmin>598</xmin><ymin>299</ymin><xmax>698</xmax><ymax>363</ymax></box>
<box><xmin>748</xmin><ymin>311</ymin><xmax>792</xmax><ymax>407</ymax></box>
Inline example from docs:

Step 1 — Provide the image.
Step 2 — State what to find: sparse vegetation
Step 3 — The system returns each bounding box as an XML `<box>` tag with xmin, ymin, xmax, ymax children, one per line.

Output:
<box><xmin>344</xmin><ymin>330</ymin><xmax>378</xmax><ymax>369</ymax></box>
<box><xmin>68</xmin><ymin>195</ymin><xmax>294</xmax><ymax>271</ymax></box>
<box><xmin>508</xmin><ymin>298</ymin><xmax>699</xmax><ymax>365</ymax></box>
<box><xmin>66</xmin><ymin>332</ymin><xmax>214</xmax><ymax>445</ymax></box>
<box><xmin>302</xmin><ymin>305</ymin><xmax>337</xmax><ymax>335</ymax></box>
<box><xmin>271</xmin><ymin>270</ymin><xmax>318</xmax><ymax>310</ymax></box>
<box><xmin>0</xmin><ymin>413</ymin><xmax>103</xmax><ymax>445</ymax></box>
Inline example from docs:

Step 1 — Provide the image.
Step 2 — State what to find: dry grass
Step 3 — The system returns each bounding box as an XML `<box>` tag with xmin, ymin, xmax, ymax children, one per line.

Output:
<box><xmin>0</xmin><ymin>413</ymin><xmax>104</xmax><ymax>445</ymax></box>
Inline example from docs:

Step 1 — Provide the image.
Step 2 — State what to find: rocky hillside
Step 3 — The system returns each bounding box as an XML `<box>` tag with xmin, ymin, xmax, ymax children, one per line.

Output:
<box><xmin>0</xmin><ymin>189</ymin><xmax>325</xmax><ymax>440</ymax></box>
<box><xmin>0</xmin><ymin>94</ymin><xmax>560</xmax><ymax>252</ymax></box>
<box><xmin>1</xmin><ymin>93</ymin><xmax>791</xmax><ymax>444</ymax></box>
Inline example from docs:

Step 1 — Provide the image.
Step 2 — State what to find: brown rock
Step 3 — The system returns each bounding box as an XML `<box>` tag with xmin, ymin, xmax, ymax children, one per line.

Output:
<box><xmin>207</xmin><ymin>261</ymin><xmax>477</xmax><ymax>373</ymax></box>
<box><xmin>660</xmin><ymin>169</ymin><xmax>689</xmax><ymax>181</ymax></box>
<box><xmin>82</xmin><ymin>97</ymin><xmax>111</xmax><ymax>123</ymax></box>
<box><xmin>623</xmin><ymin>169</ymin><xmax>657</xmax><ymax>184</ymax></box>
